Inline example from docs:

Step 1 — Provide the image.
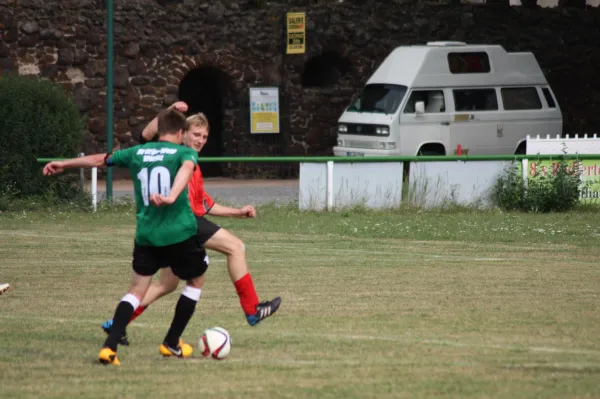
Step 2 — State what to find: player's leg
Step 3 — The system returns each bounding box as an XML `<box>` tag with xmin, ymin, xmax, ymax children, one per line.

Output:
<box><xmin>99</xmin><ymin>271</ymin><xmax>153</xmax><ymax>365</ymax></box>
<box><xmin>159</xmin><ymin>275</ymin><xmax>205</xmax><ymax>358</ymax></box>
<box><xmin>199</xmin><ymin>220</ymin><xmax>246</xmax><ymax>281</ymax></box>
<box><xmin>159</xmin><ymin>237</ymin><xmax>208</xmax><ymax>358</ymax></box>
<box><xmin>99</xmin><ymin>243</ymin><xmax>158</xmax><ymax>365</ymax></box>
<box><xmin>141</xmin><ymin>268</ymin><xmax>180</xmax><ymax>308</ymax></box>
<box><xmin>203</xmin><ymin>223</ymin><xmax>281</xmax><ymax>326</ymax></box>
<box><xmin>128</xmin><ymin>268</ymin><xmax>180</xmax><ymax>323</ymax></box>
<box><xmin>101</xmin><ymin>268</ymin><xmax>180</xmax><ymax>344</ymax></box>
<box><xmin>0</xmin><ymin>283</ymin><xmax>10</xmax><ymax>295</ymax></box>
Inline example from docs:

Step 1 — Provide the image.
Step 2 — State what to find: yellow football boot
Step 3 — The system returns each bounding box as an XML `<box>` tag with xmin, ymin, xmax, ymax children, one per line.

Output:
<box><xmin>159</xmin><ymin>339</ymin><xmax>193</xmax><ymax>358</ymax></box>
<box><xmin>98</xmin><ymin>347</ymin><xmax>120</xmax><ymax>366</ymax></box>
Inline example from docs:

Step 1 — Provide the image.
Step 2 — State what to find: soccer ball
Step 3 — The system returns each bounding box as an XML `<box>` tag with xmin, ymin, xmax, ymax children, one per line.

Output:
<box><xmin>198</xmin><ymin>327</ymin><xmax>231</xmax><ymax>360</ymax></box>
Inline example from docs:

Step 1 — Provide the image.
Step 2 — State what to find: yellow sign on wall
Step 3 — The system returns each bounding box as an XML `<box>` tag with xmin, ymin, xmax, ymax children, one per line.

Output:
<box><xmin>286</xmin><ymin>12</ymin><xmax>306</xmax><ymax>54</ymax></box>
<box><xmin>250</xmin><ymin>87</ymin><xmax>280</xmax><ymax>134</ymax></box>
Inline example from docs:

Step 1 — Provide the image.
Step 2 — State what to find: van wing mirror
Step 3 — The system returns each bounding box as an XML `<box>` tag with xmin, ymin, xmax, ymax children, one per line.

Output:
<box><xmin>415</xmin><ymin>101</ymin><xmax>425</xmax><ymax>115</ymax></box>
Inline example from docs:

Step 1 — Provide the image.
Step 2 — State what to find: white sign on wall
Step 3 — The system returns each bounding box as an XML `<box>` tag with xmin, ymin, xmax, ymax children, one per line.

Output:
<box><xmin>249</xmin><ymin>87</ymin><xmax>280</xmax><ymax>134</ymax></box>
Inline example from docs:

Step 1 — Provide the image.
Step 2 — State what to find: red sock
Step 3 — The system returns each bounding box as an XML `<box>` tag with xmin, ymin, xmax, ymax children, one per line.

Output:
<box><xmin>234</xmin><ymin>273</ymin><xmax>260</xmax><ymax>316</ymax></box>
<box><xmin>129</xmin><ymin>305</ymin><xmax>146</xmax><ymax>323</ymax></box>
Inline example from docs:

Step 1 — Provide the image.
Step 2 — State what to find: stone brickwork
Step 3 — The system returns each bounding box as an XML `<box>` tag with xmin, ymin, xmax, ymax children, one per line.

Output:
<box><xmin>1</xmin><ymin>0</ymin><xmax>600</xmax><ymax>177</ymax></box>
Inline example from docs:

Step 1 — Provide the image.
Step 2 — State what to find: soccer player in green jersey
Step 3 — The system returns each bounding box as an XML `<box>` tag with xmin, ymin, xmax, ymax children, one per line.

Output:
<box><xmin>43</xmin><ymin>109</ymin><xmax>207</xmax><ymax>366</ymax></box>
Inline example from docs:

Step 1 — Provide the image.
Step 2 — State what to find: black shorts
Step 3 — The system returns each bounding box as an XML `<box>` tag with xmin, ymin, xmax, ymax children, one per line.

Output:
<box><xmin>196</xmin><ymin>216</ymin><xmax>221</xmax><ymax>244</ymax></box>
<box><xmin>132</xmin><ymin>235</ymin><xmax>209</xmax><ymax>281</ymax></box>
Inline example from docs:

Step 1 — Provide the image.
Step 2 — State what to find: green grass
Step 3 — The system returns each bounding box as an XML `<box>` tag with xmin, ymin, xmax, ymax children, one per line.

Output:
<box><xmin>1</xmin><ymin>205</ymin><xmax>600</xmax><ymax>398</ymax></box>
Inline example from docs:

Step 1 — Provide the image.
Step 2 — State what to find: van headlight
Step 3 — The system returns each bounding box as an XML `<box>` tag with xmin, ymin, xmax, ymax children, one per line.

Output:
<box><xmin>379</xmin><ymin>142</ymin><xmax>396</xmax><ymax>150</ymax></box>
<box><xmin>337</xmin><ymin>139</ymin><xmax>344</xmax><ymax>146</ymax></box>
<box><xmin>338</xmin><ymin>124</ymin><xmax>348</xmax><ymax>133</ymax></box>
<box><xmin>376</xmin><ymin>126</ymin><xmax>390</xmax><ymax>135</ymax></box>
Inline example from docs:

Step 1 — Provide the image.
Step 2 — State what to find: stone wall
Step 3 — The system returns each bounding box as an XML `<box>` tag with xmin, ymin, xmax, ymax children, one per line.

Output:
<box><xmin>1</xmin><ymin>0</ymin><xmax>600</xmax><ymax>177</ymax></box>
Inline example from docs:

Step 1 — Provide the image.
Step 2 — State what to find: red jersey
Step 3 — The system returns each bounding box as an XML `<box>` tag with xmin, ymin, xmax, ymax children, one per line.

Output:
<box><xmin>187</xmin><ymin>166</ymin><xmax>215</xmax><ymax>217</ymax></box>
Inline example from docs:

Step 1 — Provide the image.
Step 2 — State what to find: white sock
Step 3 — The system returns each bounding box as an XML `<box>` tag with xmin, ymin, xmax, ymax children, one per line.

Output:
<box><xmin>182</xmin><ymin>286</ymin><xmax>202</xmax><ymax>301</ymax></box>
<box><xmin>121</xmin><ymin>293</ymin><xmax>141</xmax><ymax>309</ymax></box>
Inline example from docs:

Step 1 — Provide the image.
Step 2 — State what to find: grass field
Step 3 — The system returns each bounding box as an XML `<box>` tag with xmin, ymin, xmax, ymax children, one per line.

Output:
<box><xmin>1</xmin><ymin>203</ymin><xmax>600</xmax><ymax>398</ymax></box>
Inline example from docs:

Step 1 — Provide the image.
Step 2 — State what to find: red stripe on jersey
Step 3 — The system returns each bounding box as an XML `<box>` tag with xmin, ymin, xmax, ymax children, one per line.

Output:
<box><xmin>188</xmin><ymin>166</ymin><xmax>215</xmax><ymax>217</ymax></box>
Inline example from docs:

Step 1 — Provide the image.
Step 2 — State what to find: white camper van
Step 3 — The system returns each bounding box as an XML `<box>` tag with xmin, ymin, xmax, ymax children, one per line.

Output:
<box><xmin>333</xmin><ymin>42</ymin><xmax>562</xmax><ymax>157</ymax></box>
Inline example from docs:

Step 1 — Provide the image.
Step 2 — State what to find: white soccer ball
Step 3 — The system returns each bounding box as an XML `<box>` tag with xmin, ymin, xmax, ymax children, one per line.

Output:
<box><xmin>198</xmin><ymin>327</ymin><xmax>231</xmax><ymax>360</ymax></box>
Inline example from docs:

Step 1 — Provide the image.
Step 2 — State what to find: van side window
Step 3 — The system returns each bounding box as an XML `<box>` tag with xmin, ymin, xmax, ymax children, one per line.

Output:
<box><xmin>542</xmin><ymin>88</ymin><xmax>556</xmax><ymax>108</ymax></box>
<box><xmin>453</xmin><ymin>89</ymin><xmax>498</xmax><ymax>111</ymax></box>
<box><xmin>501</xmin><ymin>87</ymin><xmax>542</xmax><ymax>110</ymax></box>
<box><xmin>403</xmin><ymin>90</ymin><xmax>446</xmax><ymax>113</ymax></box>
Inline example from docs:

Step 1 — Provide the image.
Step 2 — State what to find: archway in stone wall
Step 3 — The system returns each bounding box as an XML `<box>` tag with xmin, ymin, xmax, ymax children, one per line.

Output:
<box><xmin>301</xmin><ymin>51</ymin><xmax>352</xmax><ymax>88</ymax></box>
<box><xmin>178</xmin><ymin>66</ymin><xmax>228</xmax><ymax>177</ymax></box>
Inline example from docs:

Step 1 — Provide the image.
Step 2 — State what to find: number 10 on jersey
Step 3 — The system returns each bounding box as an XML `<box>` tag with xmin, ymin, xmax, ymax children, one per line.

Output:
<box><xmin>137</xmin><ymin>166</ymin><xmax>172</xmax><ymax>206</ymax></box>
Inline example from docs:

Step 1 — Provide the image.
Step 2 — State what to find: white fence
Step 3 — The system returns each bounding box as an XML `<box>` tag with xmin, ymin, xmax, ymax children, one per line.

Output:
<box><xmin>76</xmin><ymin>135</ymin><xmax>600</xmax><ymax>212</ymax></box>
<box><xmin>527</xmin><ymin>134</ymin><xmax>600</xmax><ymax>155</ymax></box>
<box><xmin>298</xmin><ymin>135</ymin><xmax>600</xmax><ymax>211</ymax></box>
<box><xmin>299</xmin><ymin>161</ymin><xmax>404</xmax><ymax>211</ymax></box>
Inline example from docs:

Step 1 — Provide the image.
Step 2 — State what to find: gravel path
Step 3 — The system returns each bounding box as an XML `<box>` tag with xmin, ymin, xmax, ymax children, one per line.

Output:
<box><xmin>89</xmin><ymin>178</ymin><xmax>299</xmax><ymax>206</ymax></box>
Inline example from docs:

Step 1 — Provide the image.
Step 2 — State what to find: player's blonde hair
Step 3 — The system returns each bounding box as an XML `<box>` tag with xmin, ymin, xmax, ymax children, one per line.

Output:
<box><xmin>186</xmin><ymin>112</ymin><xmax>210</xmax><ymax>132</ymax></box>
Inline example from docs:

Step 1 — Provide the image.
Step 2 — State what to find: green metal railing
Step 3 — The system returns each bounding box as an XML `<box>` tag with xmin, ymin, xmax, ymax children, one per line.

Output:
<box><xmin>36</xmin><ymin>154</ymin><xmax>600</xmax><ymax>212</ymax></box>
<box><xmin>36</xmin><ymin>154</ymin><xmax>600</xmax><ymax>164</ymax></box>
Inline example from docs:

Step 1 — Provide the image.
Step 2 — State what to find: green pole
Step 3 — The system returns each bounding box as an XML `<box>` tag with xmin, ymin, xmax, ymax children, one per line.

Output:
<box><xmin>37</xmin><ymin>154</ymin><xmax>600</xmax><ymax>163</ymax></box>
<box><xmin>105</xmin><ymin>0</ymin><xmax>114</xmax><ymax>200</ymax></box>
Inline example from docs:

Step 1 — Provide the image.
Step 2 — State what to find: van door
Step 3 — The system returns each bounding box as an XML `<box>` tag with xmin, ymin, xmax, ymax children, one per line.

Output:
<box><xmin>497</xmin><ymin>86</ymin><xmax>561</xmax><ymax>154</ymax></box>
<box><xmin>400</xmin><ymin>89</ymin><xmax>451</xmax><ymax>155</ymax></box>
<box><xmin>449</xmin><ymin>88</ymin><xmax>500</xmax><ymax>155</ymax></box>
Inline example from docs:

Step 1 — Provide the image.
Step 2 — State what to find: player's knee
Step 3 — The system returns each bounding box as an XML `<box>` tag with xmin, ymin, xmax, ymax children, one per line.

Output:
<box><xmin>230</xmin><ymin>236</ymin><xmax>245</xmax><ymax>256</ymax></box>
<box><xmin>160</xmin><ymin>279</ymin><xmax>178</xmax><ymax>293</ymax></box>
<box><xmin>186</xmin><ymin>274</ymin><xmax>205</xmax><ymax>289</ymax></box>
<box><xmin>218</xmin><ymin>235</ymin><xmax>245</xmax><ymax>257</ymax></box>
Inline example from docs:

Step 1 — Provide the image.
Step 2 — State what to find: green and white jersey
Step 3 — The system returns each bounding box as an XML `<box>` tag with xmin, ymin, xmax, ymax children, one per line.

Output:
<box><xmin>109</xmin><ymin>141</ymin><xmax>198</xmax><ymax>247</ymax></box>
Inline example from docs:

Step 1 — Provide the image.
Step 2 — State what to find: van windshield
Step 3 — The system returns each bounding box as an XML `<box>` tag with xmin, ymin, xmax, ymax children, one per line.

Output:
<box><xmin>347</xmin><ymin>84</ymin><xmax>407</xmax><ymax>115</ymax></box>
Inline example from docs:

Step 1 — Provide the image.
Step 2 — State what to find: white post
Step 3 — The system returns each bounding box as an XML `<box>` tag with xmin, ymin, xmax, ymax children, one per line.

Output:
<box><xmin>521</xmin><ymin>158</ymin><xmax>528</xmax><ymax>187</ymax></box>
<box><xmin>78</xmin><ymin>152</ymin><xmax>85</xmax><ymax>192</ymax></box>
<box><xmin>521</xmin><ymin>158</ymin><xmax>528</xmax><ymax>202</ymax></box>
<box><xmin>326</xmin><ymin>161</ymin><xmax>334</xmax><ymax>211</ymax></box>
<box><xmin>91</xmin><ymin>167</ymin><xmax>98</xmax><ymax>212</ymax></box>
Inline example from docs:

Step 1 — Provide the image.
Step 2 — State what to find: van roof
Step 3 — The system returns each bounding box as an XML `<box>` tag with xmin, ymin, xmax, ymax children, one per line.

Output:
<box><xmin>367</xmin><ymin>42</ymin><xmax>548</xmax><ymax>88</ymax></box>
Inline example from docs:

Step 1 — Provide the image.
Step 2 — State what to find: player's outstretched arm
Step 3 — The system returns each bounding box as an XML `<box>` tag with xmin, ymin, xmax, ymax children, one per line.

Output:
<box><xmin>141</xmin><ymin>101</ymin><xmax>188</xmax><ymax>142</ymax></box>
<box><xmin>208</xmin><ymin>203</ymin><xmax>256</xmax><ymax>218</ymax></box>
<box><xmin>43</xmin><ymin>153</ymin><xmax>107</xmax><ymax>176</ymax></box>
<box><xmin>150</xmin><ymin>160</ymin><xmax>195</xmax><ymax>206</ymax></box>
